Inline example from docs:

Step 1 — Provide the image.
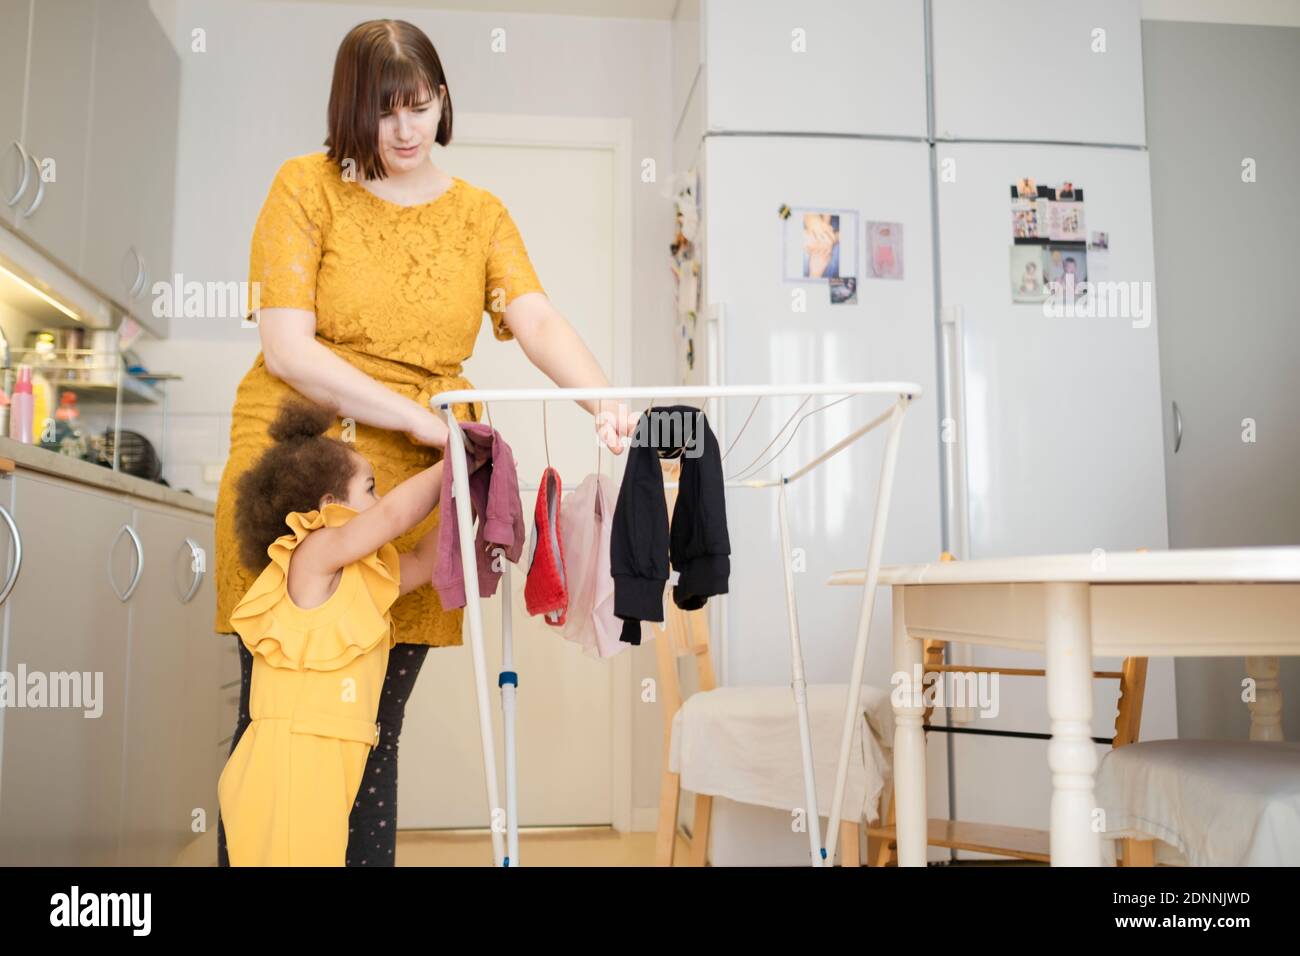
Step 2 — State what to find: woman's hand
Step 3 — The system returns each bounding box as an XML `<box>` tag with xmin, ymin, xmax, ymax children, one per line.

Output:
<box><xmin>594</xmin><ymin>403</ymin><xmax>641</xmax><ymax>455</ymax></box>
<box><xmin>404</xmin><ymin>409</ymin><xmax>450</xmax><ymax>450</ymax></box>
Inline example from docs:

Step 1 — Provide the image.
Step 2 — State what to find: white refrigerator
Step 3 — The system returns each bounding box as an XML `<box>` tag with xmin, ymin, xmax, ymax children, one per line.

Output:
<box><xmin>688</xmin><ymin>0</ymin><xmax>1178</xmax><ymax>862</ymax></box>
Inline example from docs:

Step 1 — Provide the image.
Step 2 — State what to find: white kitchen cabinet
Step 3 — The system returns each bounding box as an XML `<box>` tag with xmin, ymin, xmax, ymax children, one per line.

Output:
<box><xmin>0</xmin><ymin>0</ymin><xmax>179</xmax><ymax>337</ymax></box>
<box><xmin>0</xmin><ymin>463</ymin><xmax>221</xmax><ymax>866</ymax></box>
<box><xmin>0</xmin><ymin>0</ymin><xmax>32</xmax><ymax>232</ymax></box>
<box><xmin>931</xmin><ymin>0</ymin><xmax>1147</xmax><ymax>146</ymax></box>
<box><xmin>0</xmin><ymin>470</ymin><xmax>135</xmax><ymax>865</ymax></box>
<box><xmin>703</xmin><ymin>0</ymin><xmax>928</xmax><ymax>138</ymax></box>
<box><xmin>81</xmin><ymin>0</ymin><xmax>180</xmax><ymax>335</ymax></box>
<box><xmin>11</xmin><ymin>0</ymin><xmax>96</xmax><ymax>268</ymax></box>
<box><xmin>120</xmin><ymin>502</ymin><xmax>219</xmax><ymax>865</ymax></box>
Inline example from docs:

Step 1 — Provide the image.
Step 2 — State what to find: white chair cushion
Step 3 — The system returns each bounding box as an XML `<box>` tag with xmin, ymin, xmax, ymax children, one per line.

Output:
<box><xmin>668</xmin><ymin>684</ymin><xmax>894</xmax><ymax>824</ymax></box>
<box><xmin>1096</xmin><ymin>739</ymin><xmax>1300</xmax><ymax>866</ymax></box>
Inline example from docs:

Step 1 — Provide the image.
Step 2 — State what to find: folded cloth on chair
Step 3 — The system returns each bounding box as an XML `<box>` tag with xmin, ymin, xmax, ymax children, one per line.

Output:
<box><xmin>1095</xmin><ymin>739</ymin><xmax>1300</xmax><ymax>866</ymax></box>
<box><xmin>668</xmin><ymin>684</ymin><xmax>894</xmax><ymax>824</ymax></box>
<box><xmin>432</xmin><ymin>422</ymin><xmax>526</xmax><ymax>608</ymax></box>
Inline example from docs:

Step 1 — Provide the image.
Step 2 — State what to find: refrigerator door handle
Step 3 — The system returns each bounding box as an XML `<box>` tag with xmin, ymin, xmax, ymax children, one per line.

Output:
<box><xmin>939</xmin><ymin>304</ymin><xmax>970</xmax><ymax>561</ymax></box>
<box><xmin>940</xmin><ymin>305</ymin><xmax>976</xmax><ymax>725</ymax></box>
<box><xmin>1172</xmin><ymin>400</ymin><xmax>1183</xmax><ymax>454</ymax></box>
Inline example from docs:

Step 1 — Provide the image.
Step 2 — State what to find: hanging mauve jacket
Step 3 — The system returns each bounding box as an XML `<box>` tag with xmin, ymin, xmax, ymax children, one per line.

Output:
<box><xmin>432</xmin><ymin>423</ymin><xmax>526</xmax><ymax>608</ymax></box>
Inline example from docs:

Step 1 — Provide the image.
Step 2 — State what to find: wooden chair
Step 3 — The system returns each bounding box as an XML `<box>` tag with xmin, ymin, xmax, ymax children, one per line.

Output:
<box><xmin>654</xmin><ymin>459</ymin><xmax>864</xmax><ymax>866</ymax></box>
<box><xmin>866</xmin><ymin>555</ymin><xmax>1151</xmax><ymax>866</ymax></box>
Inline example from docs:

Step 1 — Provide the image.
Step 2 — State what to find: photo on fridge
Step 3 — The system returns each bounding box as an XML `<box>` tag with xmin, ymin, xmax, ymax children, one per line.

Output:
<box><xmin>865</xmin><ymin>221</ymin><xmax>904</xmax><ymax>279</ymax></box>
<box><xmin>1010</xmin><ymin>244</ymin><xmax>1050</xmax><ymax>302</ymax></box>
<box><xmin>783</xmin><ymin>208</ymin><xmax>858</xmax><ymax>281</ymax></box>
<box><xmin>829</xmin><ymin>276</ymin><xmax>858</xmax><ymax>304</ymax></box>
<box><xmin>1044</xmin><ymin>243</ymin><xmax>1088</xmax><ymax>297</ymax></box>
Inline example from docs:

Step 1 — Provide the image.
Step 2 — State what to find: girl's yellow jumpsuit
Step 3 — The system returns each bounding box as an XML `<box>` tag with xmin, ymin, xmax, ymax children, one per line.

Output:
<box><xmin>218</xmin><ymin>502</ymin><xmax>401</xmax><ymax>866</ymax></box>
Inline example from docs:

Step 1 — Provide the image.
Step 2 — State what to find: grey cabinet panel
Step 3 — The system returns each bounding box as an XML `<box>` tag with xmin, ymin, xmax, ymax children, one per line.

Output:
<box><xmin>0</xmin><ymin>0</ymin><xmax>32</xmax><ymax>231</ymax></box>
<box><xmin>16</xmin><ymin>0</ymin><xmax>94</xmax><ymax>267</ymax></box>
<box><xmin>83</xmin><ymin>0</ymin><xmax>179</xmax><ymax>334</ymax></box>
<box><xmin>120</xmin><ymin>505</ymin><xmax>198</xmax><ymax>865</ymax></box>
<box><xmin>0</xmin><ymin>472</ymin><xmax>134</xmax><ymax>865</ymax></box>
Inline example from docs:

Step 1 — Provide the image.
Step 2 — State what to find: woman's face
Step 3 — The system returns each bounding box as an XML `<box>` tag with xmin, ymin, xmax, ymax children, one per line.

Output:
<box><xmin>378</xmin><ymin>82</ymin><xmax>444</xmax><ymax>176</ymax></box>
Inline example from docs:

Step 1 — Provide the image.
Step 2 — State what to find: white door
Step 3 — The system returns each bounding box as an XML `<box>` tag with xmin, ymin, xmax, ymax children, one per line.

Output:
<box><xmin>397</xmin><ymin>131</ymin><xmax>619</xmax><ymax>829</ymax></box>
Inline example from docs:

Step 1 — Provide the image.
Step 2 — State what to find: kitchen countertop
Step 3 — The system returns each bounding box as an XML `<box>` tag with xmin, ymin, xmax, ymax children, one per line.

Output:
<box><xmin>0</xmin><ymin>436</ymin><xmax>216</xmax><ymax>516</ymax></box>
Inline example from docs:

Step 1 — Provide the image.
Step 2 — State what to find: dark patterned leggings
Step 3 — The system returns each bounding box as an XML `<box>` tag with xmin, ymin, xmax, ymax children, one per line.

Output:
<box><xmin>216</xmin><ymin>637</ymin><xmax>431</xmax><ymax>866</ymax></box>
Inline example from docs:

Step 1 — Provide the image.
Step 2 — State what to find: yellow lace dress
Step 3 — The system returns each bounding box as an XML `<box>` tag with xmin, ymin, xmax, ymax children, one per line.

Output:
<box><xmin>218</xmin><ymin>502</ymin><xmax>400</xmax><ymax>866</ymax></box>
<box><xmin>214</xmin><ymin>151</ymin><xmax>545</xmax><ymax>646</ymax></box>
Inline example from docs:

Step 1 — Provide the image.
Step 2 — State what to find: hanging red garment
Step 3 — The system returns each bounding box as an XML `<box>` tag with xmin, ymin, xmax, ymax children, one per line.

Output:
<box><xmin>524</xmin><ymin>466</ymin><xmax>568</xmax><ymax>625</ymax></box>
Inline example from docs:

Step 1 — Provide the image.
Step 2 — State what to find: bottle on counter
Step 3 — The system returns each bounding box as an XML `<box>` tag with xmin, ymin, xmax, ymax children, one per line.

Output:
<box><xmin>8</xmin><ymin>365</ymin><xmax>33</xmax><ymax>443</ymax></box>
<box><xmin>0</xmin><ymin>389</ymin><xmax>9</xmax><ymax>439</ymax></box>
<box><xmin>30</xmin><ymin>364</ymin><xmax>52</xmax><ymax>445</ymax></box>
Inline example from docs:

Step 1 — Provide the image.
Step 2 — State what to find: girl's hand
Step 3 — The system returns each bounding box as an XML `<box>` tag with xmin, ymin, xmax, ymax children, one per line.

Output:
<box><xmin>594</xmin><ymin>403</ymin><xmax>641</xmax><ymax>455</ymax></box>
<box><xmin>405</xmin><ymin>409</ymin><xmax>450</xmax><ymax>449</ymax></box>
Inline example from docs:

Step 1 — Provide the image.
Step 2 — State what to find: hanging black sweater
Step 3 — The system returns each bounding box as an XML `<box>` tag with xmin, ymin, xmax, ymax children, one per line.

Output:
<box><xmin>610</xmin><ymin>405</ymin><xmax>730</xmax><ymax>644</ymax></box>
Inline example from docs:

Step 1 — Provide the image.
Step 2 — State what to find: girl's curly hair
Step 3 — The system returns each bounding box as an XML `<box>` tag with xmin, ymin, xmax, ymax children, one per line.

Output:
<box><xmin>234</xmin><ymin>397</ymin><xmax>359</xmax><ymax>572</ymax></box>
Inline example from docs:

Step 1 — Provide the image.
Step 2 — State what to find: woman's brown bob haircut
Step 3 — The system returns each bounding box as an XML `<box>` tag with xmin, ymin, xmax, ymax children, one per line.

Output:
<box><xmin>325</xmin><ymin>19</ymin><xmax>453</xmax><ymax>182</ymax></box>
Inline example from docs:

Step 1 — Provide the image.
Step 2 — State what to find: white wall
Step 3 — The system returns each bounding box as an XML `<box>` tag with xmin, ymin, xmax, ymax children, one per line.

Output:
<box><xmin>136</xmin><ymin>0</ymin><xmax>674</xmax><ymax>505</ymax></box>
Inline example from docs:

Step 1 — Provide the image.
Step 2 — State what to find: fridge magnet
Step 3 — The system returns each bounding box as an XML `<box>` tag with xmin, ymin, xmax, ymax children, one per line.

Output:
<box><xmin>784</xmin><ymin>208</ymin><xmax>858</xmax><ymax>282</ymax></box>
<box><xmin>778</xmin><ymin>203</ymin><xmax>792</xmax><ymax>219</ymax></box>
<box><xmin>1089</xmin><ymin>231</ymin><xmax>1109</xmax><ymax>250</ymax></box>
<box><xmin>1016</xmin><ymin>178</ymin><xmax>1038</xmax><ymax>199</ymax></box>
<box><xmin>829</xmin><ymin>277</ymin><xmax>857</xmax><ymax>305</ymax></box>
<box><xmin>1010</xmin><ymin>244</ymin><xmax>1049</xmax><ymax>302</ymax></box>
<box><xmin>865</xmin><ymin>221</ymin><xmax>904</xmax><ymax>279</ymax></box>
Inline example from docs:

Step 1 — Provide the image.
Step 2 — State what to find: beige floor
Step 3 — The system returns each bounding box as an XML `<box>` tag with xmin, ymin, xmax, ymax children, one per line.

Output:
<box><xmin>396</xmin><ymin>827</ymin><xmax>692</xmax><ymax>867</ymax></box>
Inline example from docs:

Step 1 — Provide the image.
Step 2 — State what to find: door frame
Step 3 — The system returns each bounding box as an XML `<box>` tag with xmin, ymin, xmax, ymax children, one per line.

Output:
<box><xmin>452</xmin><ymin>112</ymin><xmax>635</xmax><ymax>833</ymax></box>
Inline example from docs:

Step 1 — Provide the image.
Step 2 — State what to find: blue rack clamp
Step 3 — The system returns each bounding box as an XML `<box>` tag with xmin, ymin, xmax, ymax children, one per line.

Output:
<box><xmin>499</xmin><ymin>671</ymin><xmax>518</xmax><ymax>688</ymax></box>
<box><xmin>503</xmin><ymin>857</ymin><xmax>511</xmax><ymax>867</ymax></box>
<box><xmin>820</xmin><ymin>847</ymin><xmax>828</xmax><ymax>861</ymax></box>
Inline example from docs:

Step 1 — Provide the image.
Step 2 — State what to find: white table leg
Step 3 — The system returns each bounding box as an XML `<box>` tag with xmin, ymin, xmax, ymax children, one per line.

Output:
<box><xmin>892</xmin><ymin>585</ymin><xmax>928</xmax><ymax>867</ymax></box>
<box><xmin>1043</xmin><ymin>582</ymin><xmax>1101</xmax><ymax>866</ymax></box>
<box><xmin>1246</xmin><ymin>656</ymin><xmax>1284</xmax><ymax>741</ymax></box>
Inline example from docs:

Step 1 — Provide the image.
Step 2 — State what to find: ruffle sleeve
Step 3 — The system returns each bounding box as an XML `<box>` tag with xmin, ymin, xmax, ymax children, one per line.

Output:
<box><xmin>229</xmin><ymin>503</ymin><xmax>401</xmax><ymax>671</ymax></box>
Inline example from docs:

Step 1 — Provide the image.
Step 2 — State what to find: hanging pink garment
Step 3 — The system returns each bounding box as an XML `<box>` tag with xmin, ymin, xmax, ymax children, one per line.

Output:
<box><xmin>558</xmin><ymin>473</ymin><xmax>624</xmax><ymax>659</ymax></box>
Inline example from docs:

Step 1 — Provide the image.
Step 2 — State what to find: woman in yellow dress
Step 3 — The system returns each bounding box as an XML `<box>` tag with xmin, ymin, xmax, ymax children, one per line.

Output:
<box><xmin>214</xmin><ymin>19</ymin><xmax>637</xmax><ymax>866</ymax></box>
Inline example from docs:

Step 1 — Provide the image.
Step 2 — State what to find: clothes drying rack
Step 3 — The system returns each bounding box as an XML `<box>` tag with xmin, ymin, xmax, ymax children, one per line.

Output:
<box><xmin>429</xmin><ymin>382</ymin><xmax>919</xmax><ymax>867</ymax></box>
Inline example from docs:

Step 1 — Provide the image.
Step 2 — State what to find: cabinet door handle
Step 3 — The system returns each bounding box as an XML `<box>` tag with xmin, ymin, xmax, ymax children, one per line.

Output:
<box><xmin>1172</xmin><ymin>400</ymin><xmax>1183</xmax><ymax>454</ymax></box>
<box><xmin>110</xmin><ymin>524</ymin><xmax>144</xmax><ymax>602</ymax></box>
<box><xmin>4</xmin><ymin>141</ymin><xmax>31</xmax><ymax>207</ymax></box>
<box><xmin>123</xmin><ymin>246</ymin><xmax>146</xmax><ymax>299</ymax></box>
<box><xmin>19</xmin><ymin>152</ymin><xmax>44</xmax><ymax>218</ymax></box>
<box><xmin>0</xmin><ymin>503</ymin><xmax>23</xmax><ymax>606</ymax></box>
<box><xmin>179</xmin><ymin>536</ymin><xmax>205</xmax><ymax>603</ymax></box>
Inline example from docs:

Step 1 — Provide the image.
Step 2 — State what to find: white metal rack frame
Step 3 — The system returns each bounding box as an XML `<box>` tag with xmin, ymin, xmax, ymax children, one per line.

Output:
<box><xmin>429</xmin><ymin>382</ymin><xmax>920</xmax><ymax>867</ymax></box>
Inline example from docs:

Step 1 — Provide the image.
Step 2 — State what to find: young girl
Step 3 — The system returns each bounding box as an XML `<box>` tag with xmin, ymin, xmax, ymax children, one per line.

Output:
<box><xmin>219</xmin><ymin>397</ymin><xmax>472</xmax><ymax>866</ymax></box>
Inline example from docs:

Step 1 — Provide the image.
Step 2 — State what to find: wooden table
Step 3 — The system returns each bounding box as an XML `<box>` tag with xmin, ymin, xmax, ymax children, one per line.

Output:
<box><xmin>826</xmin><ymin>548</ymin><xmax>1300</xmax><ymax>866</ymax></box>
